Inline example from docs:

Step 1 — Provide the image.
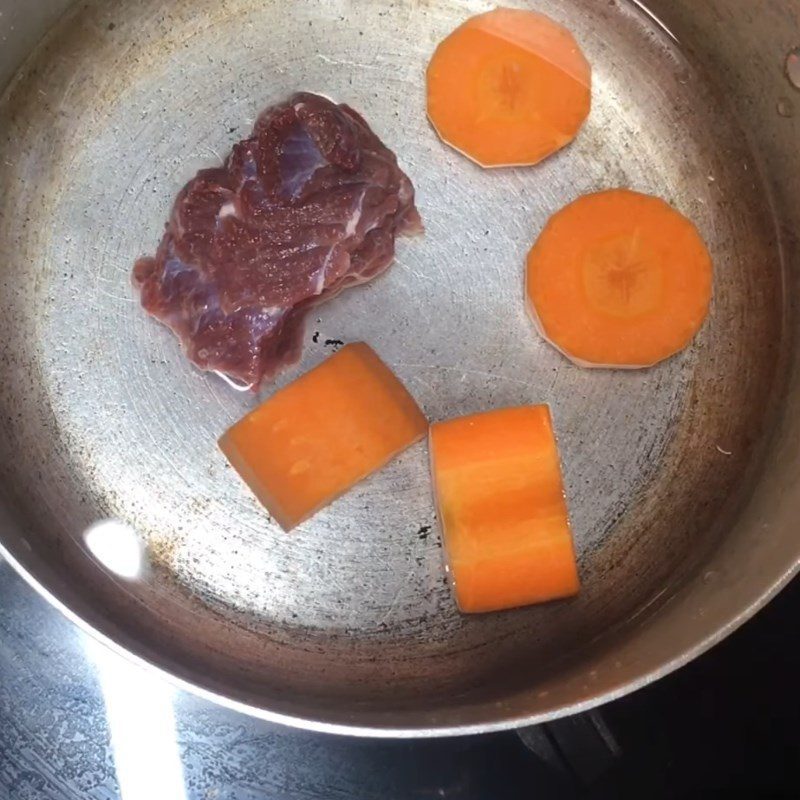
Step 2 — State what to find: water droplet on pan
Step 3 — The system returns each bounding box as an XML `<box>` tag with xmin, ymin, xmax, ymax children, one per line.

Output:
<box><xmin>776</xmin><ymin>97</ymin><xmax>794</xmax><ymax>118</ymax></box>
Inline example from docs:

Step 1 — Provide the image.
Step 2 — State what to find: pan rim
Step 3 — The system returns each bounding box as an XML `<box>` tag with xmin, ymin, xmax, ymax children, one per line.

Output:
<box><xmin>2</xmin><ymin>537</ymin><xmax>797</xmax><ymax>737</ymax></box>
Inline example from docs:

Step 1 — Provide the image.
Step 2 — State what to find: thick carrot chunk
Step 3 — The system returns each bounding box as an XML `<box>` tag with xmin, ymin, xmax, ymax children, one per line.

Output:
<box><xmin>526</xmin><ymin>189</ymin><xmax>713</xmax><ymax>368</ymax></box>
<box><xmin>427</xmin><ymin>7</ymin><xmax>591</xmax><ymax>167</ymax></box>
<box><xmin>220</xmin><ymin>343</ymin><xmax>428</xmax><ymax>531</ymax></box>
<box><xmin>429</xmin><ymin>406</ymin><xmax>579</xmax><ymax>614</ymax></box>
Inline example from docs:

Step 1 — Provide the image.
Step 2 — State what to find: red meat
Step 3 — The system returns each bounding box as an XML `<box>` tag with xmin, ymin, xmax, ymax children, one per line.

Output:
<box><xmin>133</xmin><ymin>93</ymin><xmax>421</xmax><ymax>388</ymax></box>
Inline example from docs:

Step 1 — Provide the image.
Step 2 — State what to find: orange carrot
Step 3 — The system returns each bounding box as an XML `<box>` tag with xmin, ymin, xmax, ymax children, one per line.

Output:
<box><xmin>429</xmin><ymin>406</ymin><xmax>579</xmax><ymax>613</ymax></box>
<box><xmin>526</xmin><ymin>189</ymin><xmax>713</xmax><ymax>369</ymax></box>
<box><xmin>220</xmin><ymin>343</ymin><xmax>428</xmax><ymax>531</ymax></box>
<box><xmin>426</xmin><ymin>7</ymin><xmax>591</xmax><ymax>168</ymax></box>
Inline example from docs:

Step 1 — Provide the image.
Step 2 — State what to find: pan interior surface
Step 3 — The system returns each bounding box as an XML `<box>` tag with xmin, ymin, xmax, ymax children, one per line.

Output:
<box><xmin>0</xmin><ymin>0</ymin><xmax>786</xmax><ymax>730</ymax></box>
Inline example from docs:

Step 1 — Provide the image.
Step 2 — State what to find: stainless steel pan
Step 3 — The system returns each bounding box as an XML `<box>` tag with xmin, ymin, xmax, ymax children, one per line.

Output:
<box><xmin>0</xmin><ymin>0</ymin><xmax>797</xmax><ymax>736</ymax></box>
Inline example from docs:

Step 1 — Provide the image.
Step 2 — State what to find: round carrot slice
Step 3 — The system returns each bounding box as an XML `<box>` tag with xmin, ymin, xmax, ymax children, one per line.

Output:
<box><xmin>426</xmin><ymin>7</ymin><xmax>591</xmax><ymax>168</ymax></box>
<box><xmin>526</xmin><ymin>189</ymin><xmax>713</xmax><ymax>368</ymax></box>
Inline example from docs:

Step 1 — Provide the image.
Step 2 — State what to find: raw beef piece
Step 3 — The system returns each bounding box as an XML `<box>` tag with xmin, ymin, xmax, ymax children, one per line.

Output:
<box><xmin>133</xmin><ymin>92</ymin><xmax>422</xmax><ymax>388</ymax></box>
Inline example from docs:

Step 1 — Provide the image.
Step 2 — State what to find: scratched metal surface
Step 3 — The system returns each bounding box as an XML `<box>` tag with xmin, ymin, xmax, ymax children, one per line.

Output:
<box><xmin>0</xmin><ymin>0</ymin><xmax>795</xmax><ymax>733</ymax></box>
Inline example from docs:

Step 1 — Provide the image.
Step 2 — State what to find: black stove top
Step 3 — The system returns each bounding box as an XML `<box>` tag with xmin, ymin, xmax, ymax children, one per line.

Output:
<box><xmin>0</xmin><ymin>560</ymin><xmax>796</xmax><ymax>799</ymax></box>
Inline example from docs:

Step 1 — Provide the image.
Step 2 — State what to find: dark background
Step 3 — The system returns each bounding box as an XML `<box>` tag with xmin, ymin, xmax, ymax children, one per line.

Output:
<box><xmin>0</xmin><ymin>560</ymin><xmax>797</xmax><ymax>799</ymax></box>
